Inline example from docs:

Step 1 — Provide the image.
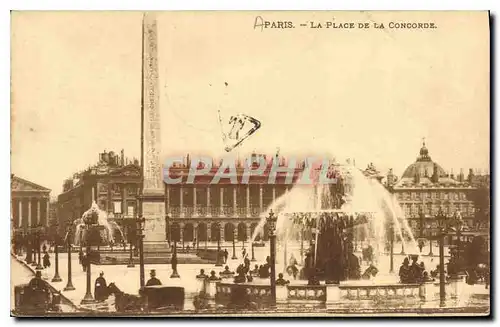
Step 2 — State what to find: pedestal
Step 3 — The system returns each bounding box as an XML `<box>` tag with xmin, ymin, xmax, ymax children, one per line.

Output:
<box><xmin>448</xmin><ymin>275</ymin><xmax>466</xmax><ymax>299</ymax></box>
<box><xmin>195</xmin><ymin>277</ymin><xmax>207</xmax><ymax>294</ymax></box>
<box><xmin>276</xmin><ymin>285</ymin><xmax>288</xmax><ymax>305</ymax></box>
<box><xmin>142</xmin><ymin>195</ymin><xmax>167</xmax><ymax>243</ymax></box>
<box><xmin>419</xmin><ymin>282</ymin><xmax>437</xmax><ymax>301</ymax></box>
<box><xmin>326</xmin><ymin>284</ymin><xmax>341</xmax><ymax>306</ymax></box>
<box><xmin>206</xmin><ymin>280</ymin><xmax>219</xmax><ymax>300</ymax></box>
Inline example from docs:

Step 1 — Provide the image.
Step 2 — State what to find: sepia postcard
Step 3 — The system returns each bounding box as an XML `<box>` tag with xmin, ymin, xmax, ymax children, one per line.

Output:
<box><xmin>10</xmin><ymin>11</ymin><xmax>490</xmax><ymax>317</ymax></box>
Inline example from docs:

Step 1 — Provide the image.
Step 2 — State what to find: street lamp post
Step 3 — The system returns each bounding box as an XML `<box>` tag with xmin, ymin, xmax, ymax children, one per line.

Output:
<box><xmin>138</xmin><ymin>217</ymin><xmax>145</xmax><ymax>289</ymax></box>
<box><xmin>127</xmin><ymin>224</ymin><xmax>135</xmax><ymax>268</ymax></box>
<box><xmin>400</xmin><ymin>228</ymin><xmax>405</xmax><ymax>255</ymax></box>
<box><xmin>251</xmin><ymin>241</ymin><xmax>256</xmax><ymax>261</ymax></box>
<box><xmin>267</xmin><ymin>210</ymin><xmax>278</xmax><ymax>307</ymax></box>
<box><xmin>215</xmin><ymin>223</ymin><xmax>223</xmax><ymax>267</ymax></box>
<box><xmin>170</xmin><ymin>220</ymin><xmax>180</xmax><ymax>278</ymax></box>
<box><xmin>436</xmin><ymin>210</ymin><xmax>447</xmax><ymax>306</ymax></box>
<box><xmin>231</xmin><ymin>228</ymin><xmax>237</xmax><ymax>260</ymax></box>
<box><xmin>51</xmin><ymin>222</ymin><xmax>62</xmax><ymax>282</ymax></box>
<box><xmin>25</xmin><ymin>230</ymin><xmax>32</xmax><ymax>264</ymax></box>
<box><xmin>170</xmin><ymin>241</ymin><xmax>180</xmax><ymax>278</ymax></box>
<box><xmin>81</xmin><ymin>218</ymin><xmax>95</xmax><ymax>304</ymax></box>
<box><xmin>35</xmin><ymin>224</ymin><xmax>43</xmax><ymax>270</ymax></box>
<box><xmin>63</xmin><ymin>223</ymin><xmax>75</xmax><ymax>291</ymax></box>
<box><xmin>389</xmin><ymin>221</ymin><xmax>394</xmax><ymax>273</ymax></box>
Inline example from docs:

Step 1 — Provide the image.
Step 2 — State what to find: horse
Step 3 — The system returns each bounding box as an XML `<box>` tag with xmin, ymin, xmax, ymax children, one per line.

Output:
<box><xmin>106</xmin><ymin>282</ymin><xmax>143</xmax><ymax>312</ymax></box>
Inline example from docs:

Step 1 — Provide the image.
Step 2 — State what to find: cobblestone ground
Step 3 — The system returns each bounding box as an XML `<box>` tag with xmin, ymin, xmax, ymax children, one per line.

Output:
<box><xmin>11</xmin><ymin>241</ymin><xmax>489</xmax><ymax>315</ymax></box>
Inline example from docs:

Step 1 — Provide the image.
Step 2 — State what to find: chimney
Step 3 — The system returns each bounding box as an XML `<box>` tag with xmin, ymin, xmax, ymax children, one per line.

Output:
<box><xmin>468</xmin><ymin>168</ymin><xmax>474</xmax><ymax>183</ymax></box>
<box><xmin>386</xmin><ymin>168</ymin><xmax>395</xmax><ymax>186</ymax></box>
<box><xmin>414</xmin><ymin>170</ymin><xmax>420</xmax><ymax>184</ymax></box>
<box><xmin>450</xmin><ymin>168</ymin><xmax>455</xmax><ymax>180</ymax></box>
<box><xmin>121</xmin><ymin>149</ymin><xmax>125</xmax><ymax>166</ymax></box>
<box><xmin>458</xmin><ymin>168</ymin><xmax>465</xmax><ymax>182</ymax></box>
<box><xmin>431</xmin><ymin>163</ymin><xmax>439</xmax><ymax>183</ymax></box>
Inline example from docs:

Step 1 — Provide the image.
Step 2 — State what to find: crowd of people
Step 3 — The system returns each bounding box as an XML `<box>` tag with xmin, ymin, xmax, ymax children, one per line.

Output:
<box><xmin>398</xmin><ymin>256</ymin><xmax>434</xmax><ymax>284</ymax></box>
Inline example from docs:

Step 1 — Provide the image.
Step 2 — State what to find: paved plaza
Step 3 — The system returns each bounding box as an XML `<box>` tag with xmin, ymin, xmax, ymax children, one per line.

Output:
<box><xmin>11</xmin><ymin>239</ymin><xmax>489</xmax><ymax>315</ymax></box>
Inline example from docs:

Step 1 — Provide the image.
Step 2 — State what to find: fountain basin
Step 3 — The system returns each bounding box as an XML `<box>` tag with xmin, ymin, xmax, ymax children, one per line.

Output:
<box><xmin>213</xmin><ymin>280</ymin><xmax>456</xmax><ymax>309</ymax></box>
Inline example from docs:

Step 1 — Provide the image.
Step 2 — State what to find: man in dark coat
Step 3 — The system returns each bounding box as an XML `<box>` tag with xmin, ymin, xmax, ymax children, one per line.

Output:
<box><xmin>43</xmin><ymin>251</ymin><xmax>51</xmax><ymax>268</ymax></box>
<box><xmin>28</xmin><ymin>270</ymin><xmax>49</xmax><ymax>292</ymax></box>
<box><xmin>146</xmin><ymin>269</ymin><xmax>162</xmax><ymax>286</ymax></box>
<box><xmin>94</xmin><ymin>272</ymin><xmax>108</xmax><ymax>301</ymax></box>
<box><xmin>399</xmin><ymin>257</ymin><xmax>411</xmax><ymax>283</ymax></box>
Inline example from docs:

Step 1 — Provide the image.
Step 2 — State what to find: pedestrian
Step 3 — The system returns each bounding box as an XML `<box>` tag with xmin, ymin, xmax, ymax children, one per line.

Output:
<box><xmin>43</xmin><ymin>251</ymin><xmax>51</xmax><ymax>268</ymax></box>
<box><xmin>224</xmin><ymin>249</ymin><xmax>229</xmax><ymax>263</ymax></box>
<box><xmin>82</xmin><ymin>253</ymin><xmax>87</xmax><ymax>272</ymax></box>
<box><xmin>399</xmin><ymin>257</ymin><xmax>410</xmax><ymax>283</ymax></box>
<box><xmin>146</xmin><ymin>269</ymin><xmax>162</xmax><ymax>286</ymax></box>
<box><xmin>94</xmin><ymin>272</ymin><xmax>108</xmax><ymax>301</ymax></box>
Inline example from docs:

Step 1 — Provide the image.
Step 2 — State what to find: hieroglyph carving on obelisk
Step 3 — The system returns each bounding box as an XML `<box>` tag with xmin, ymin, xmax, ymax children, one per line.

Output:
<box><xmin>141</xmin><ymin>13</ymin><xmax>166</xmax><ymax>243</ymax></box>
<box><xmin>143</xmin><ymin>12</ymin><xmax>163</xmax><ymax>194</ymax></box>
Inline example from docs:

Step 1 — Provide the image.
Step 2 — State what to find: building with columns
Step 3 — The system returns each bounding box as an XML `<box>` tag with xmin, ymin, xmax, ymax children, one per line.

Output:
<box><xmin>11</xmin><ymin>175</ymin><xmax>51</xmax><ymax>233</ymax></box>
<box><xmin>166</xmin><ymin>153</ymin><xmax>300</xmax><ymax>246</ymax></box>
<box><xmin>165</xmin><ymin>153</ymin><xmax>382</xmax><ymax>247</ymax></box>
<box><xmin>385</xmin><ymin>141</ymin><xmax>489</xmax><ymax>239</ymax></box>
<box><xmin>57</xmin><ymin>150</ymin><xmax>142</xmax><ymax>241</ymax></box>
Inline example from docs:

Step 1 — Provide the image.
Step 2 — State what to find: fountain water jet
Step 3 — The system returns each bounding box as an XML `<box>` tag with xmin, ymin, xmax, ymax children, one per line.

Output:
<box><xmin>251</xmin><ymin>160</ymin><xmax>418</xmax><ymax>281</ymax></box>
<box><xmin>73</xmin><ymin>201</ymin><xmax>125</xmax><ymax>246</ymax></box>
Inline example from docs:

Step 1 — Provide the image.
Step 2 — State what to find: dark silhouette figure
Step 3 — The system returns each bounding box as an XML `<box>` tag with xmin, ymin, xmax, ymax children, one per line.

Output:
<box><xmin>94</xmin><ymin>272</ymin><xmax>108</xmax><ymax>301</ymax></box>
<box><xmin>399</xmin><ymin>257</ymin><xmax>411</xmax><ymax>283</ymax></box>
<box><xmin>43</xmin><ymin>251</ymin><xmax>51</xmax><ymax>268</ymax></box>
<box><xmin>276</xmin><ymin>273</ymin><xmax>290</xmax><ymax>286</ymax></box>
<box><xmin>146</xmin><ymin>270</ymin><xmax>162</xmax><ymax>286</ymax></box>
<box><xmin>28</xmin><ymin>270</ymin><xmax>49</xmax><ymax>292</ymax></box>
<box><xmin>223</xmin><ymin>249</ymin><xmax>229</xmax><ymax>263</ymax></box>
<box><xmin>196</xmin><ymin>269</ymin><xmax>207</xmax><ymax>279</ymax></box>
<box><xmin>208</xmin><ymin>270</ymin><xmax>221</xmax><ymax>281</ymax></box>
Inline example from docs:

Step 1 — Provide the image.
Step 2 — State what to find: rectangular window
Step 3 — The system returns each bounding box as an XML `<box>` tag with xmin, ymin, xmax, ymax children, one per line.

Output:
<box><xmin>114</xmin><ymin>201</ymin><xmax>122</xmax><ymax>214</ymax></box>
<box><xmin>127</xmin><ymin>205</ymin><xmax>134</xmax><ymax>216</ymax></box>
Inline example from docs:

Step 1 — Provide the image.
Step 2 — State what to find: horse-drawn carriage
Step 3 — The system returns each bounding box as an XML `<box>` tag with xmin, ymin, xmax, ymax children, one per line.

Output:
<box><xmin>106</xmin><ymin>283</ymin><xmax>185</xmax><ymax>313</ymax></box>
<box><xmin>13</xmin><ymin>283</ymin><xmax>61</xmax><ymax>315</ymax></box>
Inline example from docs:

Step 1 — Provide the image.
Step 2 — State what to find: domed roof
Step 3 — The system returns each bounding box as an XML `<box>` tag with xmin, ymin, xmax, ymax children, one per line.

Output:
<box><xmin>401</xmin><ymin>141</ymin><xmax>447</xmax><ymax>179</ymax></box>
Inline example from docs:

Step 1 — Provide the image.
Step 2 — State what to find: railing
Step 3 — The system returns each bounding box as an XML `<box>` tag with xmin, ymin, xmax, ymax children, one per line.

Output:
<box><xmin>338</xmin><ymin>283</ymin><xmax>421</xmax><ymax>301</ymax></box>
<box><xmin>287</xmin><ymin>285</ymin><xmax>326</xmax><ymax>303</ymax></box>
<box><xmin>215</xmin><ymin>283</ymin><xmax>272</xmax><ymax>307</ymax></box>
<box><xmin>168</xmin><ymin>206</ymin><xmax>265</xmax><ymax>218</ymax></box>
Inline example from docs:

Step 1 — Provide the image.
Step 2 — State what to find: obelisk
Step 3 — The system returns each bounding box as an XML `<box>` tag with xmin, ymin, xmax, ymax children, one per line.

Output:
<box><xmin>140</xmin><ymin>12</ymin><xmax>166</xmax><ymax>245</ymax></box>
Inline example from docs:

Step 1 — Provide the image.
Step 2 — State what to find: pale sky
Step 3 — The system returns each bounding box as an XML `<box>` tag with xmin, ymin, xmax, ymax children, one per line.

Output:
<box><xmin>11</xmin><ymin>11</ymin><xmax>490</xmax><ymax>196</ymax></box>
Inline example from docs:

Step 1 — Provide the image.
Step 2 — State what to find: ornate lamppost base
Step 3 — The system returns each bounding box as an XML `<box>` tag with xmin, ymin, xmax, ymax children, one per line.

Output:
<box><xmin>35</xmin><ymin>263</ymin><xmax>44</xmax><ymax>270</ymax></box>
<box><xmin>127</xmin><ymin>263</ymin><xmax>135</xmax><ymax>268</ymax></box>
<box><xmin>51</xmin><ymin>274</ymin><xmax>62</xmax><ymax>282</ymax></box>
<box><xmin>80</xmin><ymin>293</ymin><xmax>96</xmax><ymax>305</ymax></box>
<box><xmin>170</xmin><ymin>271</ymin><xmax>180</xmax><ymax>278</ymax></box>
<box><xmin>64</xmin><ymin>283</ymin><xmax>75</xmax><ymax>291</ymax></box>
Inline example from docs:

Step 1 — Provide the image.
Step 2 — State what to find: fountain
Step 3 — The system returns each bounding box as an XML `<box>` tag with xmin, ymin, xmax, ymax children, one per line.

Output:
<box><xmin>73</xmin><ymin>201</ymin><xmax>125</xmax><ymax>247</ymax></box>
<box><xmin>250</xmin><ymin>161</ymin><xmax>419</xmax><ymax>282</ymax></box>
<box><xmin>213</xmin><ymin>160</ymin><xmax>443</xmax><ymax>310</ymax></box>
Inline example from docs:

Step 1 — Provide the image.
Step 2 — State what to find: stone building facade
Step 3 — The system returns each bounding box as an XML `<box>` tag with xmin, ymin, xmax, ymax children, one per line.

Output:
<box><xmin>11</xmin><ymin>175</ymin><xmax>51</xmax><ymax>232</ymax></box>
<box><xmin>385</xmin><ymin>141</ymin><xmax>489</xmax><ymax>238</ymax></box>
<box><xmin>56</xmin><ymin>150</ymin><xmax>142</xmax><ymax>241</ymax></box>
